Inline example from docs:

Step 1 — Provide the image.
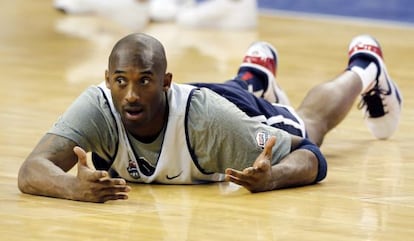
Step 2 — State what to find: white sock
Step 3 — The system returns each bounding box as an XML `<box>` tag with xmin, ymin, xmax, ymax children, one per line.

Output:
<box><xmin>350</xmin><ymin>62</ymin><xmax>378</xmax><ymax>94</ymax></box>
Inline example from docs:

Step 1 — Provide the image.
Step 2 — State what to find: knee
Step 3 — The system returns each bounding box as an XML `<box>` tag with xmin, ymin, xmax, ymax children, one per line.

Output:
<box><xmin>300</xmin><ymin>115</ymin><xmax>328</xmax><ymax>147</ymax></box>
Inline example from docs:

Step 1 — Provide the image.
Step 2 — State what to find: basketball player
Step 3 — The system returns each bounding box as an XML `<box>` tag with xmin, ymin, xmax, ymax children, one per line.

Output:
<box><xmin>17</xmin><ymin>33</ymin><xmax>402</xmax><ymax>203</ymax></box>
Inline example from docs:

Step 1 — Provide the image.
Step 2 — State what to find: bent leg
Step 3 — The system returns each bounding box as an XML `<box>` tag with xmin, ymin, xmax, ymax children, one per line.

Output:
<box><xmin>296</xmin><ymin>71</ymin><xmax>362</xmax><ymax>146</ymax></box>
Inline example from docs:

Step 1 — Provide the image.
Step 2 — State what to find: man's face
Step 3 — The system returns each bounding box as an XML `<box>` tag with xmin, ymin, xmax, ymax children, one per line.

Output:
<box><xmin>105</xmin><ymin>49</ymin><xmax>170</xmax><ymax>139</ymax></box>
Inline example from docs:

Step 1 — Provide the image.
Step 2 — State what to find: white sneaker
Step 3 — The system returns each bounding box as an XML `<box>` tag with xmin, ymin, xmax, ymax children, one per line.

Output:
<box><xmin>54</xmin><ymin>0</ymin><xmax>97</xmax><ymax>14</ymax></box>
<box><xmin>54</xmin><ymin>0</ymin><xmax>149</xmax><ymax>31</ymax></box>
<box><xmin>348</xmin><ymin>35</ymin><xmax>403</xmax><ymax>139</ymax></box>
<box><xmin>149</xmin><ymin>0</ymin><xmax>195</xmax><ymax>22</ymax></box>
<box><xmin>176</xmin><ymin>0</ymin><xmax>257</xmax><ymax>30</ymax></box>
<box><xmin>239</xmin><ymin>41</ymin><xmax>290</xmax><ymax>105</ymax></box>
<box><xmin>99</xmin><ymin>0</ymin><xmax>150</xmax><ymax>30</ymax></box>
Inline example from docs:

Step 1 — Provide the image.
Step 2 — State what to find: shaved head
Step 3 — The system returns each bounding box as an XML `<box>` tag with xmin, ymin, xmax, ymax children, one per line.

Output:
<box><xmin>108</xmin><ymin>33</ymin><xmax>167</xmax><ymax>75</ymax></box>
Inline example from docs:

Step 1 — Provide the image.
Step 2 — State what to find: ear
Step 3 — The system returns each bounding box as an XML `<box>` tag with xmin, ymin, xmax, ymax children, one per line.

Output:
<box><xmin>163</xmin><ymin>72</ymin><xmax>173</xmax><ymax>92</ymax></box>
<box><xmin>105</xmin><ymin>70</ymin><xmax>111</xmax><ymax>89</ymax></box>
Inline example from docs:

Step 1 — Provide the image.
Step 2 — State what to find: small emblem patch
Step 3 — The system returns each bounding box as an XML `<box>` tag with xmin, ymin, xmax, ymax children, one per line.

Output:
<box><xmin>256</xmin><ymin>131</ymin><xmax>269</xmax><ymax>149</ymax></box>
<box><xmin>127</xmin><ymin>159</ymin><xmax>140</xmax><ymax>179</ymax></box>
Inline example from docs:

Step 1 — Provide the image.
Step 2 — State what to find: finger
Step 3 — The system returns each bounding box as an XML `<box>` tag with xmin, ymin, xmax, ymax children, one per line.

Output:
<box><xmin>226</xmin><ymin>173</ymin><xmax>252</xmax><ymax>189</ymax></box>
<box><xmin>225</xmin><ymin>168</ymin><xmax>241</xmax><ymax>179</ymax></box>
<box><xmin>227</xmin><ymin>168</ymin><xmax>256</xmax><ymax>180</ymax></box>
<box><xmin>97</xmin><ymin>179</ymin><xmax>132</xmax><ymax>195</ymax></box>
<box><xmin>73</xmin><ymin>146</ymin><xmax>88</xmax><ymax>167</ymax></box>
<box><xmin>225</xmin><ymin>168</ymin><xmax>237</xmax><ymax>181</ymax></box>
<box><xmin>88</xmin><ymin>170</ymin><xmax>108</xmax><ymax>181</ymax></box>
<box><xmin>101</xmin><ymin>193</ymin><xmax>129</xmax><ymax>202</ymax></box>
<box><xmin>78</xmin><ymin>168</ymin><xmax>108</xmax><ymax>183</ymax></box>
<box><xmin>263</xmin><ymin>136</ymin><xmax>276</xmax><ymax>157</ymax></box>
<box><xmin>98</xmin><ymin>185</ymin><xmax>132</xmax><ymax>198</ymax></box>
<box><xmin>102</xmin><ymin>185</ymin><xmax>131</xmax><ymax>194</ymax></box>
<box><xmin>252</xmin><ymin>137</ymin><xmax>275</xmax><ymax>169</ymax></box>
<box><xmin>73</xmin><ymin>146</ymin><xmax>109</xmax><ymax>181</ymax></box>
<box><xmin>98</xmin><ymin>178</ymin><xmax>128</xmax><ymax>187</ymax></box>
<box><xmin>225</xmin><ymin>168</ymin><xmax>252</xmax><ymax>185</ymax></box>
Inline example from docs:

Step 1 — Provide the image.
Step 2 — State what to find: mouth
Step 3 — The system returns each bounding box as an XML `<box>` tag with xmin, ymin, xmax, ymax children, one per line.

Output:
<box><xmin>124</xmin><ymin>107</ymin><xmax>144</xmax><ymax>121</ymax></box>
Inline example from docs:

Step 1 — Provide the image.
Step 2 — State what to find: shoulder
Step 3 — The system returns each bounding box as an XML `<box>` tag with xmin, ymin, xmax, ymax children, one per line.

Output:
<box><xmin>68</xmin><ymin>85</ymin><xmax>103</xmax><ymax>106</ymax></box>
<box><xmin>71</xmin><ymin>85</ymin><xmax>112</xmax><ymax>113</ymax></box>
<box><xmin>81</xmin><ymin>85</ymin><xmax>107</xmax><ymax>104</ymax></box>
<box><xmin>48</xmin><ymin>85</ymin><xmax>117</xmax><ymax>154</ymax></box>
<box><xmin>51</xmin><ymin>84</ymin><xmax>115</xmax><ymax>134</ymax></box>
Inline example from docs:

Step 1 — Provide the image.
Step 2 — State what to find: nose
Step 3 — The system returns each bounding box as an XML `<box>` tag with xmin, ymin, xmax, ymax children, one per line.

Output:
<box><xmin>125</xmin><ymin>86</ymin><xmax>140</xmax><ymax>103</ymax></box>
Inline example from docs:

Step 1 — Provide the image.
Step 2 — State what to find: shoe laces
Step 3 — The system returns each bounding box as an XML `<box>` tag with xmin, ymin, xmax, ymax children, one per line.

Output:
<box><xmin>357</xmin><ymin>84</ymin><xmax>388</xmax><ymax>118</ymax></box>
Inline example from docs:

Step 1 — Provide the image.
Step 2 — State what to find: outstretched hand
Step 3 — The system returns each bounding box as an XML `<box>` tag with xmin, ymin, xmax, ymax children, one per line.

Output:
<box><xmin>225</xmin><ymin>136</ymin><xmax>276</xmax><ymax>193</ymax></box>
<box><xmin>72</xmin><ymin>146</ymin><xmax>131</xmax><ymax>203</ymax></box>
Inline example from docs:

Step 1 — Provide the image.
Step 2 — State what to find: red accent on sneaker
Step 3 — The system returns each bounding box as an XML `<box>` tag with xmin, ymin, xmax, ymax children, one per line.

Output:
<box><xmin>243</xmin><ymin>56</ymin><xmax>276</xmax><ymax>75</ymax></box>
<box><xmin>240</xmin><ymin>71</ymin><xmax>254</xmax><ymax>81</ymax></box>
<box><xmin>348</xmin><ymin>43</ymin><xmax>383</xmax><ymax>58</ymax></box>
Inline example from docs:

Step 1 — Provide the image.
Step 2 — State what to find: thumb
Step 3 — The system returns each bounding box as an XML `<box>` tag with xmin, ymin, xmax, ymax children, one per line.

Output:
<box><xmin>263</xmin><ymin>136</ymin><xmax>276</xmax><ymax>158</ymax></box>
<box><xmin>253</xmin><ymin>136</ymin><xmax>275</xmax><ymax>169</ymax></box>
<box><xmin>73</xmin><ymin>146</ymin><xmax>88</xmax><ymax>167</ymax></box>
<box><xmin>73</xmin><ymin>146</ymin><xmax>108</xmax><ymax>181</ymax></box>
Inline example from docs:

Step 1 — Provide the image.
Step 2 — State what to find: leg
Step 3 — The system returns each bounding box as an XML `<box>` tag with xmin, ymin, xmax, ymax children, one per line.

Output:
<box><xmin>296</xmin><ymin>71</ymin><xmax>362</xmax><ymax>146</ymax></box>
<box><xmin>297</xmin><ymin>35</ymin><xmax>402</xmax><ymax>145</ymax></box>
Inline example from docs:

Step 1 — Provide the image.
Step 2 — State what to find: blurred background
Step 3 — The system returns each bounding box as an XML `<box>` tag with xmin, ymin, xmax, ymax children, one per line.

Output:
<box><xmin>260</xmin><ymin>0</ymin><xmax>414</xmax><ymax>25</ymax></box>
<box><xmin>1</xmin><ymin>1</ymin><xmax>414</xmax><ymax>240</ymax></box>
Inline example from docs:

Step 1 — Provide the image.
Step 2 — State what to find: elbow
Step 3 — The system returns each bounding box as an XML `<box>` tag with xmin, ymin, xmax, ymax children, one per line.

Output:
<box><xmin>17</xmin><ymin>162</ymin><xmax>32</xmax><ymax>194</ymax></box>
<box><xmin>304</xmin><ymin>144</ymin><xmax>327</xmax><ymax>184</ymax></box>
<box><xmin>293</xmin><ymin>137</ymin><xmax>328</xmax><ymax>184</ymax></box>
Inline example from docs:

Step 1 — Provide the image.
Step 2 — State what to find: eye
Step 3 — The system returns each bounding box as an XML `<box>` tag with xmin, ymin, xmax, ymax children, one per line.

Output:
<box><xmin>139</xmin><ymin>77</ymin><xmax>150</xmax><ymax>86</ymax></box>
<box><xmin>115</xmin><ymin>76</ymin><xmax>127</xmax><ymax>86</ymax></box>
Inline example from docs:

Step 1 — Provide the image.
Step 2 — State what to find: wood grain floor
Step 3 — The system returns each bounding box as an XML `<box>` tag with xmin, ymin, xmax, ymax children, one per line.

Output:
<box><xmin>1</xmin><ymin>1</ymin><xmax>414</xmax><ymax>240</ymax></box>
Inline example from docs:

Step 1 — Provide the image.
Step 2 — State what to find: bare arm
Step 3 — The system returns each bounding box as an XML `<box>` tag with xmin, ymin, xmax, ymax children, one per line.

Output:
<box><xmin>18</xmin><ymin>133</ymin><xmax>131</xmax><ymax>202</ymax></box>
<box><xmin>225</xmin><ymin>135</ymin><xmax>322</xmax><ymax>192</ymax></box>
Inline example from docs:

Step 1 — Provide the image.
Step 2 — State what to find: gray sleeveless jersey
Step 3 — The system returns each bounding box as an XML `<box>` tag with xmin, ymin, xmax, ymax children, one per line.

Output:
<box><xmin>48</xmin><ymin>83</ymin><xmax>292</xmax><ymax>180</ymax></box>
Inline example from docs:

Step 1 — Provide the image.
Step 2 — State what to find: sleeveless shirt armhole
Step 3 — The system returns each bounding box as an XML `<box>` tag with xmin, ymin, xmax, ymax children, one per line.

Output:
<box><xmin>184</xmin><ymin>88</ymin><xmax>215</xmax><ymax>175</ymax></box>
<box><xmin>97</xmin><ymin>85</ymin><xmax>119</xmax><ymax>165</ymax></box>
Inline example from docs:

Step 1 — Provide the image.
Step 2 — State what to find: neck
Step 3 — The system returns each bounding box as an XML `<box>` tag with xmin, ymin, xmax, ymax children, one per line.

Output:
<box><xmin>130</xmin><ymin>93</ymin><xmax>169</xmax><ymax>143</ymax></box>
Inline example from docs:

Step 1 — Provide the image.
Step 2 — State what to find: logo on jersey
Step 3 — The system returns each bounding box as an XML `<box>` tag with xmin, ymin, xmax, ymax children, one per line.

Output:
<box><xmin>127</xmin><ymin>159</ymin><xmax>140</xmax><ymax>179</ymax></box>
<box><xmin>256</xmin><ymin>131</ymin><xmax>269</xmax><ymax>149</ymax></box>
<box><xmin>166</xmin><ymin>171</ymin><xmax>183</xmax><ymax>180</ymax></box>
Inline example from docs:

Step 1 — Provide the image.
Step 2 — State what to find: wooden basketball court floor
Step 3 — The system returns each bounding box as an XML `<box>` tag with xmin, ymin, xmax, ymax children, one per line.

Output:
<box><xmin>1</xmin><ymin>1</ymin><xmax>413</xmax><ymax>240</ymax></box>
